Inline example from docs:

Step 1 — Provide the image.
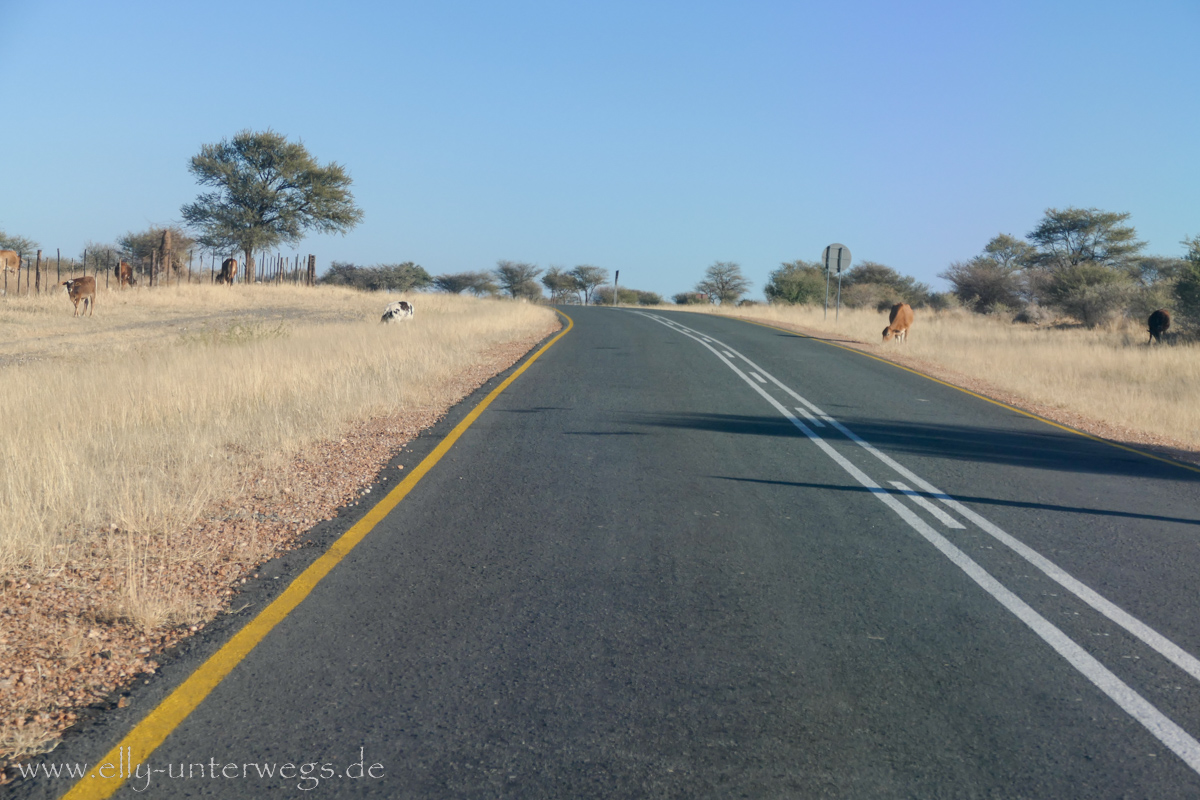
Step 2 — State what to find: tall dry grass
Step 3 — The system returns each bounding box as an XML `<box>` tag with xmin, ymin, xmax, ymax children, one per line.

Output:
<box><xmin>677</xmin><ymin>303</ymin><xmax>1200</xmax><ymax>451</ymax></box>
<box><xmin>0</xmin><ymin>284</ymin><xmax>557</xmax><ymax>571</ymax></box>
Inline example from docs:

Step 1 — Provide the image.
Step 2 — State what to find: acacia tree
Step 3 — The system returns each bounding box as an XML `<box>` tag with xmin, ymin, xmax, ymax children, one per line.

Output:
<box><xmin>181</xmin><ymin>129</ymin><xmax>363</xmax><ymax>283</ymax></box>
<box><xmin>982</xmin><ymin>233</ymin><xmax>1035</xmax><ymax>271</ymax></box>
<box><xmin>542</xmin><ymin>267</ymin><xmax>582</xmax><ymax>303</ymax></box>
<box><xmin>939</xmin><ymin>235</ymin><xmax>1031</xmax><ymax>313</ymax></box>
<box><xmin>119</xmin><ymin>225</ymin><xmax>195</xmax><ymax>281</ymax></box>
<box><xmin>434</xmin><ymin>271</ymin><xmax>498</xmax><ymax>296</ymax></box>
<box><xmin>494</xmin><ymin>260</ymin><xmax>543</xmax><ymax>299</ymax></box>
<box><xmin>1023</xmin><ymin>208</ymin><xmax>1145</xmax><ymax>325</ymax></box>
<box><xmin>570</xmin><ymin>265</ymin><xmax>608</xmax><ymax>304</ymax></box>
<box><xmin>0</xmin><ymin>230</ymin><xmax>38</xmax><ymax>255</ymax></box>
<box><xmin>696</xmin><ymin>261</ymin><xmax>750</xmax><ymax>305</ymax></box>
<box><xmin>1026</xmin><ymin>207</ymin><xmax>1144</xmax><ymax>271</ymax></box>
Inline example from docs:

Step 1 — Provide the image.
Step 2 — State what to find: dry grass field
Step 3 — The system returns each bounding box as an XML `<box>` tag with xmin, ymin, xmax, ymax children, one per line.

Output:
<box><xmin>675</xmin><ymin>303</ymin><xmax>1200</xmax><ymax>459</ymax></box>
<box><xmin>0</xmin><ymin>283</ymin><xmax>559</xmax><ymax>770</ymax></box>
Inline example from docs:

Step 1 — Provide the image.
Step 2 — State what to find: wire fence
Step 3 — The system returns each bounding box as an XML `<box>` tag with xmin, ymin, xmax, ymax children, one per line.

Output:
<box><xmin>0</xmin><ymin>249</ymin><xmax>319</xmax><ymax>297</ymax></box>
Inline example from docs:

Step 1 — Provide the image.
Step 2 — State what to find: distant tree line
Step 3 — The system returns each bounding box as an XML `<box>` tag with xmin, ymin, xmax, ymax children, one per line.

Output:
<box><xmin>763</xmin><ymin>258</ymin><xmax>932</xmax><ymax>311</ymax></box>
<box><xmin>939</xmin><ymin>208</ymin><xmax>1200</xmax><ymax>327</ymax></box>
<box><xmin>319</xmin><ymin>262</ymin><xmax>433</xmax><ymax>292</ymax></box>
<box><xmin>751</xmin><ymin>207</ymin><xmax>1200</xmax><ymax>330</ymax></box>
<box><xmin>419</xmin><ymin>262</ymin><xmax>660</xmax><ymax>305</ymax></box>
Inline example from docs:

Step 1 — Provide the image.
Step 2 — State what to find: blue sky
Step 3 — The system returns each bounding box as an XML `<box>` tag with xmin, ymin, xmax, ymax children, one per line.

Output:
<box><xmin>2</xmin><ymin>0</ymin><xmax>1197</xmax><ymax>299</ymax></box>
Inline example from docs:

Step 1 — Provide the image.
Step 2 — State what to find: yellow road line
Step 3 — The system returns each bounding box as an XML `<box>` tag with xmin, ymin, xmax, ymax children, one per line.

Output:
<box><xmin>62</xmin><ymin>311</ymin><xmax>574</xmax><ymax>800</ymax></box>
<box><xmin>732</xmin><ymin>315</ymin><xmax>1200</xmax><ymax>476</ymax></box>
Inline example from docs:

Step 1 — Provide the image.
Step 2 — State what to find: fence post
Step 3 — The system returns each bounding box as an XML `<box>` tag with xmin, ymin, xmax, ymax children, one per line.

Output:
<box><xmin>57</xmin><ymin>248</ymin><xmax>62</xmax><ymax>284</ymax></box>
<box><xmin>35</xmin><ymin>250</ymin><xmax>42</xmax><ymax>294</ymax></box>
<box><xmin>105</xmin><ymin>251</ymin><xmax>111</xmax><ymax>289</ymax></box>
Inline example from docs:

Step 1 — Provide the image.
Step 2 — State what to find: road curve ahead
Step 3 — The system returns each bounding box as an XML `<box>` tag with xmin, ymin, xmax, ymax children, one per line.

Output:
<box><xmin>22</xmin><ymin>306</ymin><xmax>1200</xmax><ymax>799</ymax></box>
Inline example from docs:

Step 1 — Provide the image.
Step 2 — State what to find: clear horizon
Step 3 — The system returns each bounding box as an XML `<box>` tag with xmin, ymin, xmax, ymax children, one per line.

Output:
<box><xmin>2</xmin><ymin>0</ymin><xmax>1197</xmax><ymax>300</ymax></box>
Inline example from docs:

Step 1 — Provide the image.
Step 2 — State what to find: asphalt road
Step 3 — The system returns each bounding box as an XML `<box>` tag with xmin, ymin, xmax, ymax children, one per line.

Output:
<box><xmin>16</xmin><ymin>306</ymin><xmax>1200</xmax><ymax>798</ymax></box>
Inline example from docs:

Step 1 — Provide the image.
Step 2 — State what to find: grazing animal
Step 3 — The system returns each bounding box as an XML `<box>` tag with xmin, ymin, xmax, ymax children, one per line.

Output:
<box><xmin>0</xmin><ymin>249</ymin><xmax>19</xmax><ymax>273</ymax></box>
<box><xmin>115</xmin><ymin>260</ymin><xmax>137</xmax><ymax>288</ymax></box>
<box><xmin>381</xmin><ymin>300</ymin><xmax>414</xmax><ymax>323</ymax></box>
<box><xmin>62</xmin><ymin>276</ymin><xmax>96</xmax><ymax>317</ymax></box>
<box><xmin>882</xmin><ymin>302</ymin><xmax>914</xmax><ymax>343</ymax></box>
<box><xmin>216</xmin><ymin>258</ymin><xmax>237</xmax><ymax>286</ymax></box>
<box><xmin>1148</xmin><ymin>309</ymin><xmax>1171</xmax><ymax>344</ymax></box>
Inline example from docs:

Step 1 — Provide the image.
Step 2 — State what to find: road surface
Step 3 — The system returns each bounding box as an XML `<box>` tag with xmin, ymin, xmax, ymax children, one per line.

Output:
<box><xmin>16</xmin><ymin>306</ymin><xmax>1200</xmax><ymax>798</ymax></box>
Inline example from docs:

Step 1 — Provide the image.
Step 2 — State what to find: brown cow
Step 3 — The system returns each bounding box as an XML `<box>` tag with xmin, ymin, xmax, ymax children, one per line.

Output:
<box><xmin>882</xmin><ymin>302</ymin><xmax>914</xmax><ymax>343</ymax></box>
<box><xmin>62</xmin><ymin>276</ymin><xmax>96</xmax><ymax>317</ymax></box>
<box><xmin>115</xmin><ymin>260</ymin><xmax>137</xmax><ymax>288</ymax></box>
<box><xmin>1148</xmin><ymin>309</ymin><xmax>1171</xmax><ymax>344</ymax></box>
<box><xmin>216</xmin><ymin>258</ymin><xmax>237</xmax><ymax>286</ymax></box>
<box><xmin>0</xmin><ymin>249</ymin><xmax>19</xmax><ymax>273</ymax></box>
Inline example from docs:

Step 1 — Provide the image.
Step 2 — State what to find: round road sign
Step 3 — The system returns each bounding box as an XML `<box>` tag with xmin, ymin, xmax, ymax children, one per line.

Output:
<box><xmin>823</xmin><ymin>244</ymin><xmax>851</xmax><ymax>274</ymax></box>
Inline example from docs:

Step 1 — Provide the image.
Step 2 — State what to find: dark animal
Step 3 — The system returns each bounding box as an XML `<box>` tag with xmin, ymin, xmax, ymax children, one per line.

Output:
<box><xmin>115</xmin><ymin>260</ymin><xmax>137</xmax><ymax>288</ymax></box>
<box><xmin>882</xmin><ymin>302</ymin><xmax>914</xmax><ymax>343</ymax></box>
<box><xmin>381</xmin><ymin>300</ymin><xmax>414</xmax><ymax>323</ymax></box>
<box><xmin>1148</xmin><ymin>309</ymin><xmax>1171</xmax><ymax>344</ymax></box>
<box><xmin>216</xmin><ymin>258</ymin><xmax>237</xmax><ymax>286</ymax></box>
<box><xmin>62</xmin><ymin>277</ymin><xmax>96</xmax><ymax>316</ymax></box>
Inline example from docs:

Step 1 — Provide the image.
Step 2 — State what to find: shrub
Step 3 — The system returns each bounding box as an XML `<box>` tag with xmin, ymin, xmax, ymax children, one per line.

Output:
<box><xmin>939</xmin><ymin>257</ymin><xmax>1022</xmax><ymax>312</ymax></box>
<box><xmin>1042</xmin><ymin>263</ymin><xmax>1134</xmax><ymax>327</ymax></box>
<box><xmin>925</xmin><ymin>292</ymin><xmax>960</xmax><ymax>312</ymax></box>
<box><xmin>765</xmin><ymin>260</ymin><xmax>826</xmax><ymax>305</ymax></box>
<box><xmin>839</xmin><ymin>283</ymin><xmax>900</xmax><ymax>310</ymax></box>
<box><xmin>1175</xmin><ymin>236</ymin><xmax>1200</xmax><ymax>323</ymax></box>
<box><xmin>1013</xmin><ymin>303</ymin><xmax>1054</xmax><ymax>325</ymax></box>
<box><xmin>594</xmin><ymin>287</ymin><xmax>660</xmax><ymax>305</ymax></box>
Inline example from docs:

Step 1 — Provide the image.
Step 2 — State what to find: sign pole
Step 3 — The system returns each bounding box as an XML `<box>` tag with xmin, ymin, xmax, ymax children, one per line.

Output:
<box><xmin>836</xmin><ymin>269</ymin><xmax>843</xmax><ymax>322</ymax></box>
<box><xmin>822</xmin><ymin>244</ymin><xmax>851</xmax><ymax>324</ymax></box>
<box><xmin>824</xmin><ymin>259</ymin><xmax>831</xmax><ymax>320</ymax></box>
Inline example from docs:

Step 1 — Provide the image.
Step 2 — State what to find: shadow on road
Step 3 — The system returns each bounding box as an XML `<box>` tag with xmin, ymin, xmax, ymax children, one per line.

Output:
<box><xmin>620</xmin><ymin>411</ymin><xmax>1200</xmax><ymax>483</ymax></box>
<box><xmin>712</xmin><ymin>476</ymin><xmax>1200</xmax><ymax>527</ymax></box>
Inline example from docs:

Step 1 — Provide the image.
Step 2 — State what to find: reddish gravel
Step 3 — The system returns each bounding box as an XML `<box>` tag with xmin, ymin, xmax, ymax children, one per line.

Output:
<box><xmin>0</xmin><ymin>320</ymin><xmax>561</xmax><ymax>780</ymax></box>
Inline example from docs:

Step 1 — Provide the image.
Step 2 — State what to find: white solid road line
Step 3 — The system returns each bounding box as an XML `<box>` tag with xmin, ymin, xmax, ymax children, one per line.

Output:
<box><xmin>691</xmin><ymin>317</ymin><xmax>1200</xmax><ymax>690</ymax></box>
<box><xmin>890</xmin><ymin>481</ymin><xmax>965</xmax><ymax>529</ymax></box>
<box><xmin>636</xmin><ymin>311</ymin><xmax>1200</xmax><ymax>775</ymax></box>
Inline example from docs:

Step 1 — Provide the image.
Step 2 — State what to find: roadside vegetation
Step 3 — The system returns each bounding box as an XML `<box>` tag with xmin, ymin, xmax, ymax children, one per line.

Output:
<box><xmin>0</xmin><ymin>283</ymin><xmax>558</xmax><ymax>767</ymax></box>
<box><xmin>0</xmin><ymin>285</ymin><xmax>556</xmax><ymax>572</ymax></box>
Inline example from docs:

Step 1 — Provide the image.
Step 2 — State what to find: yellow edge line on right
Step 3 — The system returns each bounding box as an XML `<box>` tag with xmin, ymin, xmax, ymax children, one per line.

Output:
<box><xmin>731</xmin><ymin>315</ymin><xmax>1200</xmax><ymax>476</ymax></box>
